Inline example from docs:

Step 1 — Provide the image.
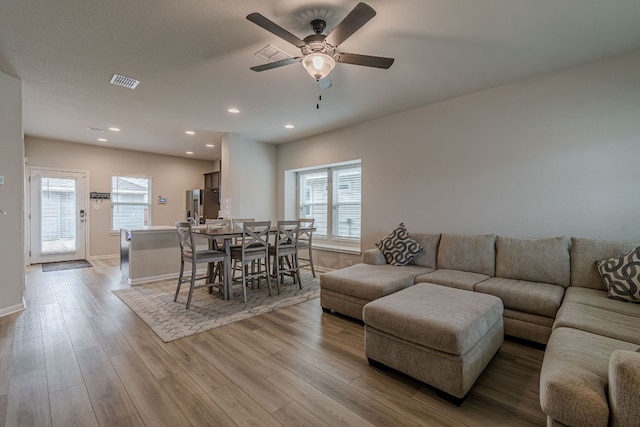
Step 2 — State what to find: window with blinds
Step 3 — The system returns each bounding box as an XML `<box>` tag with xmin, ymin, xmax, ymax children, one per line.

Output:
<box><xmin>111</xmin><ymin>176</ymin><xmax>151</xmax><ymax>230</ymax></box>
<box><xmin>298</xmin><ymin>162</ymin><xmax>361</xmax><ymax>243</ymax></box>
<box><xmin>299</xmin><ymin>170</ymin><xmax>328</xmax><ymax>236</ymax></box>
<box><xmin>333</xmin><ymin>166</ymin><xmax>361</xmax><ymax>240</ymax></box>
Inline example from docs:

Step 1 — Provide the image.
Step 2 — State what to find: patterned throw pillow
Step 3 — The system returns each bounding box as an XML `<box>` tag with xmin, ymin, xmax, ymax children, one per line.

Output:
<box><xmin>375</xmin><ymin>223</ymin><xmax>423</xmax><ymax>266</ymax></box>
<box><xmin>596</xmin><ymin>246</ymin><xmax>640</xmax><ymax>303</ymax></box>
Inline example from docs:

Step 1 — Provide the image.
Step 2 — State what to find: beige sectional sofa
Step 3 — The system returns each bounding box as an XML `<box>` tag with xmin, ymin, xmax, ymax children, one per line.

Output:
<box><xmin>319</xmin><ymin>233</ymin><xmax>640</xmax><ymax>426</ymax></box>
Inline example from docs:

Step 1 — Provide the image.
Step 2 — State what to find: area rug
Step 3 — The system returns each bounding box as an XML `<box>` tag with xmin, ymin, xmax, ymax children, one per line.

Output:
<box><xmin>42</xmin><ymin>259</ymin><xmax>93</xmax><ymax>272</ymax></box>
<box><xmin>113</xmin><ymin>271</ymin><xmax>320</xmax><ymax>342</ymax></box>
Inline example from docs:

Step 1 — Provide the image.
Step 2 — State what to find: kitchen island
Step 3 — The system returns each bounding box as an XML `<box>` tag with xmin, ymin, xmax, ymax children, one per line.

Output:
<box><xmin>120</xmin><ymin>226</ymin><xmax>190</xmax><ymax>285</ymax></box>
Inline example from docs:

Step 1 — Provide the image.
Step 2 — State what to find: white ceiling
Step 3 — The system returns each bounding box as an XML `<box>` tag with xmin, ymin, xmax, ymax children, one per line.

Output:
<box><xmin>2</xmin><ymin>1</ymin><xmax>640</xmax><ymax>161</ymax></box>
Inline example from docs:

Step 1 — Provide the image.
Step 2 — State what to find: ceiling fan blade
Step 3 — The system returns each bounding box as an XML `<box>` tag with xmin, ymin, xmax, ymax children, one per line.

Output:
<box><xmin>247</xmin><ymin>13</ymin><xmax>306</xmax><ymax>48</ymax></box>
<box><xmin>325</xmin><ymin>2</ymin><xmax>376</xmax><ymax>47</ymax></box>
<box><xmin>250</xmin><ymin>57</ymin><xmax>302</xmax><ymax>72</ymax></box>
<box><xmin>318</xmin><ymin>75</ymin><xmax>332</xmax><ymax>89</ymax></box>
<box><xmin>335</xmin><ymin>52</ymin><xmax>394</xmax><ymax>69</ymax></box>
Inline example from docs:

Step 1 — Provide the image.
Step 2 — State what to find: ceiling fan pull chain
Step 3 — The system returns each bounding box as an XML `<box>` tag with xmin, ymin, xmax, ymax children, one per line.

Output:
<box><xmin>316</xmin><ymin>81</ymin><xmax>321</xmax><ymax>109</ymax></box>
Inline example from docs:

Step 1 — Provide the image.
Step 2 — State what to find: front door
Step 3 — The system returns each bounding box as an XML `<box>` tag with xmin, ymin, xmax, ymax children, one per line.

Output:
<box><xmin>29</xmin><ymin>168</ymin><xmax>88</xmax><ymax>264</ymax></box>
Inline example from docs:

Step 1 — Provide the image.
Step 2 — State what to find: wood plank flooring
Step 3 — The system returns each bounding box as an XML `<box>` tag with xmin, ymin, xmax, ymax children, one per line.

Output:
<box><xmin>0</xmin><ymin>259</ymin><xmax>547</xmax><ymax>426</ymax></box>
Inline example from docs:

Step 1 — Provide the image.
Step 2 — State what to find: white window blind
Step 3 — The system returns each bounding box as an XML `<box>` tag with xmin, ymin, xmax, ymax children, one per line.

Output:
<box><xmin>299</xmin><ymin>170</ymin><xmax>328</xmax><ymax>236</ymax></box>
<box><xmin>333</xmin><ymin>166</ymin><xmax>361</xmax><ymax>240</ymax></box>
<box><xmin>298</xmin><ymin>162</ymin><xmax>361</xmax><ymax>244</ymax></box>
<box><xmin>112</xmin><ymin>176</ymin><xmax>151</xmax><ymax>230</ymax></box>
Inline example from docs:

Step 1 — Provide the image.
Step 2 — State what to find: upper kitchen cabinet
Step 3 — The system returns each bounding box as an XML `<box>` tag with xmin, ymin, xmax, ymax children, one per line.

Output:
<box><xmin>204</xmin><ymin>159</ymin><xmax>221</xmax><ymax>190</ymax></box>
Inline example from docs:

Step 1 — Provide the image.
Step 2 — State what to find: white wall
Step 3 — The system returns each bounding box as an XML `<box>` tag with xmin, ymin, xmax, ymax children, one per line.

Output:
<box><xmin>25</xmin><ymin>137</ymin><xmax>216</xmax><ymax>258</ymax></box>
<box><xmin>221</xmin><ymin>134</ymin><xmax>277</xmax><ymax>221</ymax></box>
<box><xmin>278</xmin><ymin>50</ymin><xmax>640</xmax><ymax>258</ymax></box>
<box><xmin>0</xmin><ymin>71</ymin><xmax>25</xmax><ymax>316</ymax></box>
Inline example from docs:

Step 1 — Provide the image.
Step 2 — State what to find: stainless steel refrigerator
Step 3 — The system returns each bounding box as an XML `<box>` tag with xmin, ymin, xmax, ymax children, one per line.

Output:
<box><xmin>186</xmin><ymin>189</ymin><xmax>220</xmax><ymax>223</ymax></box>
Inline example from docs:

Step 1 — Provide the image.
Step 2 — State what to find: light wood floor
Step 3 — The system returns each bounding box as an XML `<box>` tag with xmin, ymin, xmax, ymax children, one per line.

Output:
<box><xmin>0</xmin><ymin>259</ymin><xmax>547</xmax><ymax>426</ymax></box>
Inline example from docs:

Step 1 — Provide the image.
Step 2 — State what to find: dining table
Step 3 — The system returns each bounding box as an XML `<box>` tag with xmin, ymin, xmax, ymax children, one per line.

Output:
<box><xmin>193</xmin><ymin>223</ymin><xmax>315</xmax><ymax>301</ymax></box>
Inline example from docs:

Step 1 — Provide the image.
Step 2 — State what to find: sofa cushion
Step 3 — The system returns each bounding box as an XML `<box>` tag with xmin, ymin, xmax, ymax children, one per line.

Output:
<box><xmin>596</xmin><ymin>246</ymin><xmax>640</xmax><ymax>303</ymax></box>
<box><xmin>436</xmin><ymin>233</ymin><xmax>496</xmax><ymax>276</ymax></box>
<box><xmin>363</xmin><ymin>248</ymin><xmax>388</xmax><ymax>265</ymax></box>
<box><xmin>495</xmin><ymin>236</ymin><xmax>570</xmax><ymax>287</ymax></box>
<box><xmin>554</xmin><ymin>301</ymin><xmax>640</xmax><ymax>345</ymax></box>
<box><xmin>414</xmin><ymin>269</ymin><xmax>490</xmax><ymax>291</ymax></box>
<box><xmin>410</xmin><ymin>233</ymin><xmax>441</xmax><ymax>268</ymax></box>
<box><xmin>475</xmin><ymin>277</ymin><xmax>565</xmax><ymax>318</ymax></box>
<box><xmin>540</xmin><ymin>327</ymin><xmax>638</xmax><ymax>427</ymax></box>
<box><xmin>363</xmin><ymin>283</ymin><xmax>503</xmax><ymax>356</ymax></box>
<box><xmin>563</xmin><ymin>287</ymin><xmax>640</xmax><ymax>318</ymax></box>
<box><xmin>319</xmin><ymin>263</ymin><xmax>432</xmax><ymax>301</ymax></box>
<box><xmin>570</xmin><ymin>237</ymin><xmax>640</xmax><ymax>290</ymax></box>
<box><xmin>375</xmin><ymin>223</ymin><xmax>423</xmax><ymax>266</ymax></box>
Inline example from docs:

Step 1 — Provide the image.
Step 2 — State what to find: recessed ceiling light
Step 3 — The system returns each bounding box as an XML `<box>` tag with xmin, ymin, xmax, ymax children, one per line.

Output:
<box><xmin>228</xmin><ymin>108</ymin><xmax>240</xmax><ymax>114</ymax></box>
<box><xmin>206</xmin><ymin>144</ymin><xmax>214</xmax><ymax>148</ymax></box>
<box><xmin>108</xmin><ymin>127</ymin><xmax>120</xmax><ymax>132</ymax></box>
<box><xmin>97</xmin><ymin>138</ymin><xmax>108</xmax><ymax>142</ymax></box>
<box><xmin>186</xmin><ymin>151</ymin><xmax>194</xmax><ymax>155</ymax></box>
<box><xmin>285</xmin><ymin>124</ymin><xmax>295</xmax><ymax>129</ymax></box>
<box><xmin>185</xmin><ymin>130</ymin><xmax>195</xmax><ymax>135</ymax></box>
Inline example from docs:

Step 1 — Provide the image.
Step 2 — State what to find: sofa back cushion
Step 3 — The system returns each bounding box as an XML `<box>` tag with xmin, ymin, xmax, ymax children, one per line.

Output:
<box><xmin>496</xmin><ymin>236</ymin><xmax>570</xmax><ymax>287</ymax></box>
<box><xmin>437</xmin><ymin>233</ymin><xmax>496</xmax><ymax>276</ymax></box>
<box><xmin>410</xmin><ymin>233</ymin><xmax>441</xmax><ymax>268</ymax></box>
<box><xmin>571</xmin><ymin>237</ymin><xmax>640</xmax><ymax>290</ymax></box>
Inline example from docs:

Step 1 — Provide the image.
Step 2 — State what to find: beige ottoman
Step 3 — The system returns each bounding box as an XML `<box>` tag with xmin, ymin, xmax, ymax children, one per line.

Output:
<box><xmin>363</xmin><ymin>283</ymin><xmax>504</xmax><ymax>403</ymax></box>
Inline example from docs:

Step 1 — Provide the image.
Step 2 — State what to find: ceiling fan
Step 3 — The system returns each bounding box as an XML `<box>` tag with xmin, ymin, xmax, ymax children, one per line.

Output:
<box><xmin>247</xmin><ymin>2</ymin><xmax>394</xmax><ymax>83</ymax></box>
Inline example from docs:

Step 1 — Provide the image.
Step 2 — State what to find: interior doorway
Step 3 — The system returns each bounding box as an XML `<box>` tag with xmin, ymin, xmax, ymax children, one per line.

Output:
<box><xmin>28</xmin><ymin>168</ymin><xmax>88</xmax><ymax>264</ymax></box>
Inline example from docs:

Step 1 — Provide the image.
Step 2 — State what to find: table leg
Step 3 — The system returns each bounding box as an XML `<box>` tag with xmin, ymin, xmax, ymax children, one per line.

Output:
<box><xmin>223</xmin><ymin>238</ymin><xmax>232</xmax><ymax>300</ymax></box>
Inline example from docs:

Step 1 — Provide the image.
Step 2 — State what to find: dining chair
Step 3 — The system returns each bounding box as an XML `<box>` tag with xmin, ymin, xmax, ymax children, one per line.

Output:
<box><xmin>297</xmin><ymin>218</ymin><xmax>316</xmax><ymax>277</ymax></box>
<box><xmin>228</xmin><ymin>218</ymin><xmax>256</xmax><ymax>277</ymax></box>
<box><xmin>230</xmin><ymin>221</ymin><xmax>272</xmax><ymax>303</ymax></box>
<box><xmin>205</xmin><ymin>218</ymin><xmax>232</xmax><ymax>228</ymax></box>
<box><xmin>269</xmin><ymin>220</ymin><xmax>301</xmax><ymax>293</ymax></box>
<box><xmin>174</xmin><ymin>221</ymin><xmax>226</xmax><ymax>309</ymax></box>
<box><xmin>205</xmin><ymin>218</ymin><xmax>232</xmax><ymax>250</ymax></box>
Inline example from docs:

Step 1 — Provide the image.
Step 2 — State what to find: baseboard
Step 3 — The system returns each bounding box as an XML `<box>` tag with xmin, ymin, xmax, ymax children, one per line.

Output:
<box><xmin>126</xmin><ymin>272</ymin><xmax>178</xmax><ymax>286</ymax></box>
<box><xmin>89</xmin><ymin>254</ymin><xmax>119</xmax><ymax>260</ymax></box>
<box><xmin>0</xmin><ymin>298</ymin><xmax>26</xmax><ymax>318</ymax></box>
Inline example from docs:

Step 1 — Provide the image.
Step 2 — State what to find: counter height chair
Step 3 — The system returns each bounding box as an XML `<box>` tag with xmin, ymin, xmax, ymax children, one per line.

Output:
<box><xmin>297</xmin><ymin>218</ymin><xmax>316</xmax><ymax>277</ymax></box>
<box><xmin>230</xmin><ymin>221</ymin><xmax>272</xmax><ymax>303</ymax></box>
<box><xmin>269</xmin><ymin>220</ymin><xmax>301</xmax><ymax>293</ymax></box>
<box><xmin>229</xmin><ymin>218</ymin><xmax>256</xmax><ymax>278</ymax></box>
<box><xmin>205</xmin><ymin>218</ymin><xmax>232</xmax><ymax>250</ymax></box>
<box><xmin>175</xmin><ymin>221</ymin><xmax>226</xmax><ymax>309</ymax></box>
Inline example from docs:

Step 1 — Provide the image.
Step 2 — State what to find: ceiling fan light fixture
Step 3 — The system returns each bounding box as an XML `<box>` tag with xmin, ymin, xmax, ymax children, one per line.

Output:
<box><xmin>302</xmin><ymin>52</ymin><xmax>335</xmax><ymax>80</ymax></box>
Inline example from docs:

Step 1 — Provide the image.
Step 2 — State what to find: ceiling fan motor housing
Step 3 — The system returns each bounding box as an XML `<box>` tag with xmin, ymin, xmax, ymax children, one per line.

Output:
<box><xmin>311</xmin><ymin>19</ymin><xmax>326</xmax><ymax>34</ymax></box>
<box><xmin>302</xmin><ymin>34</ymin><xmax>330</xmax><ymax>55</ymax></box>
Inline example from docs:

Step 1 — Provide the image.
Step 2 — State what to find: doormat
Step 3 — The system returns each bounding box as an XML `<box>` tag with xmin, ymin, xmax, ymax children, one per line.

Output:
<box><xmin>42</xmin><ymin>260</ymin><xmax>93</xmax><ymax>272</ymax></box>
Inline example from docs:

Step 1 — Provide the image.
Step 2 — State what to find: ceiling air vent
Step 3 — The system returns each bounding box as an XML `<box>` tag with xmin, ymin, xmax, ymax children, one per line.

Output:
<box><xmin>255</xmin><ymin>44</ymin><xmax>294</xmax><ymax>63</ymax></box>
<box><xmin>86</xmin><ymin>127</ymin><xmax>105</xmax><ymax>134</ymax></box>
<box><xmin>109</xmin><ymin>73</ymin><xmax>140</xmax><ymax>89</ymax></box>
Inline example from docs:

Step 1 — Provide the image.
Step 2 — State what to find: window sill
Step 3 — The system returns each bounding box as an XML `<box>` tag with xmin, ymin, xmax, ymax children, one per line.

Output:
<box><xmin>312</xmin><ymin>242</ymin><xmax>361</xmax><ymax>255</ymax></box>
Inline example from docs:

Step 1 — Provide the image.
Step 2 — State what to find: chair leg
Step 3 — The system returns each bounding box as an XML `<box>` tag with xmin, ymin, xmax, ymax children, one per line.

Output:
<box><xmin>308</xmin><ymin>246</ymin><xmax>316</xmax><ymax>277</ymax></box>
<box><xmin>241</xmin><ymin>262</ymin><xmax>248</xmax><ymax>303</ymax></box>
<box><xmin>174</xmin><ymin>259</ymin><xmax>185</xmax><ymax>302</ymax></box>
<box><xmin>262</xmin><ymin>257</ymin><xmax>273</xmax><ymax>296</ymax></box>
<box><xmin>186</xmin><ymin>261</ymin><xmax>197</xmax><ymax>309</ymax></box>
<box><xmin>293</xmin><ymin>254</ymin><xmax>302</xmax><ymax>289</ymax></box>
